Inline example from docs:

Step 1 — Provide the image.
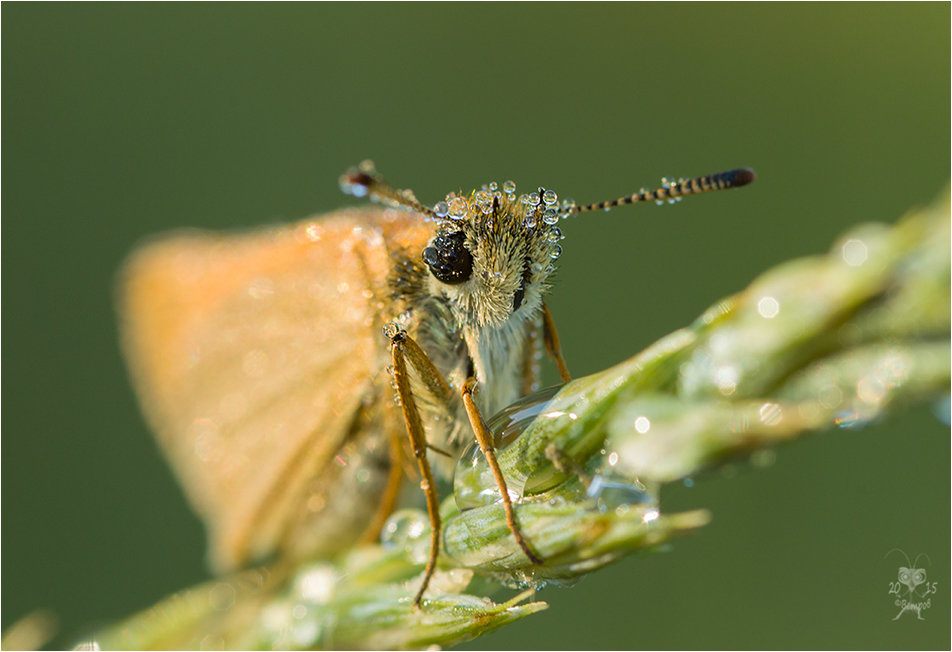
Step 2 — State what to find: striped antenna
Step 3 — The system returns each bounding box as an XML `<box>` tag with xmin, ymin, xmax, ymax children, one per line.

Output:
<box><xmin>571</xmin><ymin>167</ymin><xmax>755</xmax><ymax>214</ymax></box>
<box><xmin>340</xmin><ymin>160</ymin><xmax>439</xmax><ymax>219</ymax></box>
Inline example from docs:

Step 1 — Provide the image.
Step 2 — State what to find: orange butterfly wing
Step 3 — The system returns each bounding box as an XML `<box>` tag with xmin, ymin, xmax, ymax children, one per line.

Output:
<box><xmin>119</xmin><ymin>208</ymin><xmax>431</xmax><ymax>570</ymax></box>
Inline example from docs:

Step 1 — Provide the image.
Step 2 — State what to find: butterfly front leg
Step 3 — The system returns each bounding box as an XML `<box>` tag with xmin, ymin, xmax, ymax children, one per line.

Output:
<box><xmin>385</xmin><ymin>323</ymin><xmax>544</xmax><ymax>607</ymax></box>
<box><xmin>385</xmin><ymin>324</ymin><xmax>449</xmax><ymax>607</ymax></box>
<box><xmin>460</xmin><ymin>376</ymin><xmax>543</xmax><ymax>566</ymax></box>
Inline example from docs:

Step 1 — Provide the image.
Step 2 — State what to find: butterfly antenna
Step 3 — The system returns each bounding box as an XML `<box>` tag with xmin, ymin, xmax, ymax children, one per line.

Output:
<box><xmin>570</xmin><ymin>167</ymin><xmax>755</xmax><ymax>215</ymax></box>
<box><xmin>885</xmin><ymin>548</ymin><xmax>912</xmax><ymax>565</ymax></box>
<box><xmin>340</xmin><ymin>161</ymin><xmax>438</xmax><ymax>219</ymax></box>
<box><xmin>912</xmin><ymin>552</ymin><xmax>932</xmax><ymax>568</ymax></box>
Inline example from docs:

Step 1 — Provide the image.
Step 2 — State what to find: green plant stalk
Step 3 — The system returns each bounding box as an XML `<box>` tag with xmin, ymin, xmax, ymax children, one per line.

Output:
<box><xmin>92</xmin><ymin>190</ymin><xmax>949</xmax><ymax>650</ymax></box>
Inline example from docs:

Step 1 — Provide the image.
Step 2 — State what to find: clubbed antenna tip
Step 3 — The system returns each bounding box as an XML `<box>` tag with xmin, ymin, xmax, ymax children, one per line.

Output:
<box><xmin>730</xmin><ymin>167</ymin><xmax>757</xmax><ymax>188</ymax></box>
<box><xmin>572</xmin><ymin>166</ymin><xmax>757</xmax><ymax>214</ymax></box>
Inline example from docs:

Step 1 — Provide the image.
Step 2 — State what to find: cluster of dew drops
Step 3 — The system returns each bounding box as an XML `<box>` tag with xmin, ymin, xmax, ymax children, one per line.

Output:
<box><xmin>431</xmin><ymin>180</ymin><xmax>571</xmax><ymax>262</ymax></box>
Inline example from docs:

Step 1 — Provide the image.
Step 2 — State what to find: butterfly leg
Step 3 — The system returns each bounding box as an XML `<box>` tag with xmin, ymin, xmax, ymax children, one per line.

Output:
<box><xmin>542</xmin><ymin>302</ymin><xmax>571</xmax><ymax>382</ymax></box>
<box><xmin>386</xmin><ymin>324</ymin><xmax>543</xmax><ymax>605</ymax></box>
<box><xmin>461</xmin><ymin>377</ymin><xmax>543</xmax><ymax>566</ymax></box>
<box><xmin>386</xmin><ymin>325</ymin><xmax>452</xmax><ymax>607</ymax></box>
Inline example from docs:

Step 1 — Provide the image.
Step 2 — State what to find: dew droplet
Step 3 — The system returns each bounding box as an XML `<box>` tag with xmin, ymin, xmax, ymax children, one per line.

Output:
<box><xmin>542</xmin><ymin>189</ymin><xmax>558</xmax><ymax>205</ymax></box>
<box><xmin>454</xmin><ymin>386</ymin><xmax>563</xmax><ymax>511</ymax></box>
<box><xmin>474</xmin><ymin>190</ymin><xmax>491</xmax><ymax>205</ymax></box>
<box><xmin>757</xmin><ymin>296</ymin><xmax>780</xmax><ymax>319</ymax></box>
<box><xmin>339</xmin><ymin>177</ymin><xmax>368</xmax><ymax>198</ymax></box>
<box><xmin>841</xmin><ymin>238</ymin><xmax>869</xmax><ymax>267</ymax></box>
<box><xmin>586</xmin><ymin>474</ymin><xmax>658</xmax><ymax>513</ymax></box>
<box><xmin>561</xmin><ymin>197</ymin><xmax>575</xmax><ymax>211</ymax></box>
<box><xmin>293</xmin><ymin>563</ymin><xmax>337</xmax><ymax>604</ymax></box>
<box><xmin>447</xmin><ymin>197</ymin><xmax>469</xmax><ymax>220</ymax></box>
<box><xmin>433</xmin><ymin>201</ymin><xmax>449</xmax><ymax>218</ymax></box>
<box><xmin>381</xmin><ymin>509</ymin><xmax>430</xmax><ymax>564</ymax></box>
<box><xmin>550</xmin><ymin>244</ymin><xmax>562</xmax><ymax>259</ymax></box>
<box><xmin>503</xmin><ymin>180</ymin><xmax>517</xmax><ymax>194</ymax></box>
<box><xmin>528</xmin><ymin>192</ymin><xmax>541</xmax><ymax>206</ymax></box>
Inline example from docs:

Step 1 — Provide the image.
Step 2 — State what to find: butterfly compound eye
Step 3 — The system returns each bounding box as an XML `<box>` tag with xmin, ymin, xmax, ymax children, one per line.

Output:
<box><xmin>422</xmin><ymin>231</ymin><xmax>473</xmax><ymax>284</ymax></box>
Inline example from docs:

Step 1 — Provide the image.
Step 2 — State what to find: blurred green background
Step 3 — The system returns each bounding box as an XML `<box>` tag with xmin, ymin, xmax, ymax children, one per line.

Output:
<box><xmin>2</xmin><ymin>3</ymin><xmax>949</xmax><ymax>649</ymax></box>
